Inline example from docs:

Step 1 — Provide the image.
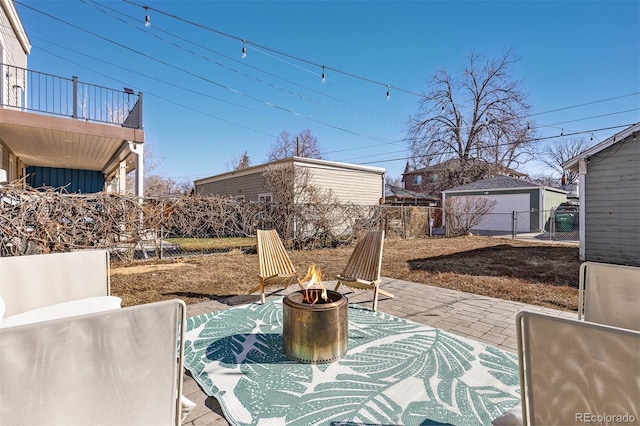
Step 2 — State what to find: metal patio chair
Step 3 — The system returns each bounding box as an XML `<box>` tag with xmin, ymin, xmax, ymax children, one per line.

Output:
<box><xmin>516</xmin><ymin>311</ymin><xmax>639</xmax><ymax>425</ymax></box>
<box><xmin>578</xmin><ymin>261</ymin><xmax>640</xmax><ymax>331</ymax></box>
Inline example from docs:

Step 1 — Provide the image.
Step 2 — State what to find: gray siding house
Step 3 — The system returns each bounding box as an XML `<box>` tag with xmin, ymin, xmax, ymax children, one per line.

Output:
<box><xmin>194</xmin><ymin>156</ymin><xmax>386</xmax><ymax>205</ymax></box>
<box><xmin>563</xmin><ymin>122</ymin><xmax>640</xmax><ymax>266</ymax></box>
<box><xmin>442</xmin><ymin>176</ymin><xmax>568</xmax><ymax>233</ymax></box>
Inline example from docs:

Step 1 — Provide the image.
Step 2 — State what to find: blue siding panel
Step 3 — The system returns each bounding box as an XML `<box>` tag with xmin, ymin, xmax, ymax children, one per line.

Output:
<box><xmin>26</xmin><ymin>166</ymin><xmax>105</xmax><ymax>193</ymax></box>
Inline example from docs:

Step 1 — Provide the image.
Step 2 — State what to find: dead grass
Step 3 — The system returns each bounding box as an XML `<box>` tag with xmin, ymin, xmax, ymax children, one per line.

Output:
<box><xmin>110</xmin><ymin>236</ymin><xmax>581</xmax><ymax>311</ymax></box>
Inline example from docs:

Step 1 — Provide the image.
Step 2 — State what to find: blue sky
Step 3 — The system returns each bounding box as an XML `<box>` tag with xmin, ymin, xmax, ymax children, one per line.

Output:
<box><xmin>16</xmin><ymin>0</ymin><xmax>640</xmax><ymax>183</ymax></box>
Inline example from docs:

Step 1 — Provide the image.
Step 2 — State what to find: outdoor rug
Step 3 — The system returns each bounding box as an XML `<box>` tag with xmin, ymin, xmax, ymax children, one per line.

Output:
<box><xmin>183</xmin><ymin>298</ymin><xmax>520</xmax><ymax>426</ymax></box>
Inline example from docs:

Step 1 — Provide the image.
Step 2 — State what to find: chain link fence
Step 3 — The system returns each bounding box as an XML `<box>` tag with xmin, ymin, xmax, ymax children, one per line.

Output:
<box><xmin>460</xmin><ymin>208</ymin><xmax>579</xmax><ymax>243</ymax></box>
<box><xmin>1</xmin><ymin>185</ymin><xmax>443</xmax><ymax>261</ymax></box>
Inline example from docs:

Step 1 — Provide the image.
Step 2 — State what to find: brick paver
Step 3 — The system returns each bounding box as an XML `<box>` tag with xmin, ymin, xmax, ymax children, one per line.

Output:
<box><xmin>181</xmin><ymin>277</ymin><xmax>573</xmax><ymax>425</ymax></box>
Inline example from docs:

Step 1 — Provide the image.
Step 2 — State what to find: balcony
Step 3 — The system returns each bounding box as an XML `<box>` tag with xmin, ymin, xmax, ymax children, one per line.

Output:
<box><xmin>1</xmin><ymin>63</ymin><xmax>142</xmax><ymax>129</ymax></box>
<box><xmin>0</xmin><ymin>64</ymin><xmax>145</xmax><ymax>190</ymax></box>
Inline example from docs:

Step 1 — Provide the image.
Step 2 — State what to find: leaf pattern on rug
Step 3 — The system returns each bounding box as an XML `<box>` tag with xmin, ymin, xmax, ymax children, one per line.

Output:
<box><xmin>184</xmin><ymin>298</ymin><xmax>520</xmax><ymax>426</ymax></box>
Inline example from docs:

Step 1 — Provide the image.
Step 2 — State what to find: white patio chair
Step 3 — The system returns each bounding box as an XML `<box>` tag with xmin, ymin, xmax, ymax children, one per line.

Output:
<box><xmin>578</xmin><ymin>261</ymin><xmax>640</xmax><ymax>331</ymax></box>
<box><xmin>516</xmin><ymin>311</ymin><xmax>640</xmax><ymax>425</ymax></box>
<box><xmin>0</xmin><ymin>299</ymin><xmax>187</xmax><ymax>425</ymax></box>
<box><xmin>0</xmin><ymin>249</ymin><xmax>111</xmax><ymax>317</ymax></box>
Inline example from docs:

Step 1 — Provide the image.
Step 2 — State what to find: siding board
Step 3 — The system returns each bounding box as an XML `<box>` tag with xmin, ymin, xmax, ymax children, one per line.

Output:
<box><xmin>194</xmin><ymin>157</ymin><xmax>384</xmax><ymax>205</ymax></box>
<box><xmin>584</xmin><ymin>135</ymin><xmax>640</xmax><ymax>266</ymax></box>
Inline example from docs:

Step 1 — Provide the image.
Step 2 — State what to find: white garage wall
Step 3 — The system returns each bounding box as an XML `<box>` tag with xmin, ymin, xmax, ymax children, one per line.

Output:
<box><xmin>454</xmin><ymin>194</ymin><xmax>530</xmax><ymax>232</ymax></box>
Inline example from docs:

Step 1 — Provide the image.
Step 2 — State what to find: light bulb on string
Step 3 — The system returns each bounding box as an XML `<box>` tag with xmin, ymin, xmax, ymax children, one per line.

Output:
<box><xmin>321</xmin><ymin>66</ymin><xmax>326</xmax><ymax>83</ymax></box>
<box><xmin>144</xmin><ymin>6</ymin><xmax>150</xmax><ymax>27</ymax></box>
<box><xmin>560</xmin><ymin>128</ymin><xmax>564</xmax><ymax>136</ymax></box>
<box><xmin>386</xmin><ymin>85</ymin><xmax>390</xmax><ymax>100</ymax></box>
<box><xmin>241</xmin><ymin>40</ymin><xmax>247</xmax><ymax>59</ymax></box>
<box><xmin>590</xmin><ymin>133</ymin><xmax>594</xmax><ymax>141</ymax></box>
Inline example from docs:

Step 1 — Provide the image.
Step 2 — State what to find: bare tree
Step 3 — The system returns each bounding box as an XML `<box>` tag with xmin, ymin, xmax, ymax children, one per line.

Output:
<box><xmin>145</xmin><ymin>175</ymin><xmax>182</xmax><ymax>197</ymax></box>
<box><xmin>385</xmin><ymin>175</ymin><xmax>403</xmax><ymax>188</ymax></box>
<box><xmin>262</xmin><ymin>163</ymin><xmax>341</xmax><ymax>245</ymax></box>
<box><xmin>231</xmin><ymin>151</ymin><xmax>251</xmax><ymax>170</ymax></box>
<box><xmin>539</xmin><ymin>137</ymin><xmax>593</xmax><ymax>184</ymax></box>
<box><xmin>445</xmin><ymin>196</ymin><xmax>497</xmax><ymax>236</ymax></box>
<box><xmin>267</xmin><ymin>129</ymin><xmax>323</xmax><ymax>161</ymax></box>
<box><xmin>407</xmin><ymin>50</ymin><xmax>534</xmax><ymax>181</ymax></box>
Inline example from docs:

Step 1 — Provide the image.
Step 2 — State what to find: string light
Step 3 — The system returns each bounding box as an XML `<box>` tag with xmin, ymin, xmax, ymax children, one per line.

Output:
<box><xmin>321</xmin><ymin>66</ymin><xmax>326</xmax><ymax>83</ymax></box>
<box><xmin>590</xmin><ymin>133</ymin><xmax>594</xmax><ymax>141</ymax></box>
<box><xmin>241</xmin><ymin>40</ymin><xmax>247</xmax><ymax>58</ymax></box>
<box><xmin>144</xmin><ymin>5</ymin><xmax>150</xmax><ymax>27</ymax></box>
<box><xmin>560</xmin><ymin>128</ymin><xmax>564</xmax><ymax>136</ymax></box>
<box><xmin>386</xmin><ymin>85</ymin><xmax>390</xmax><ymax>100</ymax></box>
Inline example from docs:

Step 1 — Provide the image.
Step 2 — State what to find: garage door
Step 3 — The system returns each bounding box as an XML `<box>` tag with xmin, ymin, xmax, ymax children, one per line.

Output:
<box><xmin>453</xmin><ymin>194</ymin><xmax>530</xmax><ymax>232</ymax></box>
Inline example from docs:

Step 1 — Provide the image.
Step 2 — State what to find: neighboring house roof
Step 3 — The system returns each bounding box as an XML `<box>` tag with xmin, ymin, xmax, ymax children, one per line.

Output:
<box><xmin>403</xmin><ymin>158</ymin><xmax>527</xmax><ymax>178</ymax></box>
<box><xmin>194</xmin><ymin>156</ymin><xmax>385</xmax><ymax>185</ymax></box>
<box><xmin>563</xmin><ymin>122</ymin><xmax>640</xmax><ymax>172</ymax></box>
<box><xmin>384</xmin><ymin>185</ymin><xmax>439</xmax><ymax>201</ymax></box>
<box><xmin>444</xmin><ymin>175</ymin><xmax>567</xmax><ymax>194</ymax></box>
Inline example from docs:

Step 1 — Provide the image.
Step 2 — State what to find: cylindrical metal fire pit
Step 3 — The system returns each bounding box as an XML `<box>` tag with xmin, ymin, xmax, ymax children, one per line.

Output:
<box><xmin>282</xmin><ymin>289</ymin><xmax>348</xmax><ymax>363</ymax></box>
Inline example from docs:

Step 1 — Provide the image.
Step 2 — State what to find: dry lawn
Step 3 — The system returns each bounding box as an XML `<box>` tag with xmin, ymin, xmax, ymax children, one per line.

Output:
<box><xmin>111</xmin><ymin>236</ymin><xmax>581</xmax><ymax>312</ymax></box>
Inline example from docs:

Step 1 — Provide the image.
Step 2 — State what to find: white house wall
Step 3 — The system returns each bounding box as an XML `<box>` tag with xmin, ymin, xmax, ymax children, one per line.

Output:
<box><xmin>304</xmin><ymin>164</ymin><xmax>383</xmax><ymax>205</ymax></box>
<box><xmin>454</xmin><ymin>193</ymin><xmax>530</xmax><ymax>232</ymax></box>
<box><xmin>196</xmin><ymin>172</ymin><xmax>266</xmax><ymax>200</ymax></box>
<box><xmin>195</xmin><ymin>158</ymin><xmax>385</xmax><ymax>205</ymax></box>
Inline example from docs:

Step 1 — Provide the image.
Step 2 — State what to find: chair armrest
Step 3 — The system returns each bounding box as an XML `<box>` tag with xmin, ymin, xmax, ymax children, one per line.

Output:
<box><xmin>1</xmin><ymin>296</ymin><xmax>122</xmax><ymax>328</ymax></box>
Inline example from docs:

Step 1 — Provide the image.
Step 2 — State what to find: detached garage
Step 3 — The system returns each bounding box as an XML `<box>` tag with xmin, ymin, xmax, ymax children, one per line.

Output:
<box><xmin>442</xmin><ymin>175</ymin><xmax>568</xmax><ymax>234</ymax></box>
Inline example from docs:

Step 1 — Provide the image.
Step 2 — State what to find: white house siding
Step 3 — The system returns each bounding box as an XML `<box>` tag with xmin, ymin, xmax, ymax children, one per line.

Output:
<box><xmin>0</xmin><ymin>0</ymin><xmax>30</xmax><ymax>108</ymax></box>
<box><xmin>1</xmin><ymin>0</ymin><xmax>30</xmax><ymax>173</ymax></box>
<box><xmin>194</xmin><ymin>157</ymin><xmax>385</xmax><ymax>205</ymax></box>
<box><xmin>303</xmin><ymin>163</ymin><xmax>384</xmax><ymax>205</ymax></box>
<box><xmin>449</xmin><ymin>193</ymin><xmax>530</xmax><ymax>233</ymax></box>
<box><xmin>584</xmin><ymin>138</ymin><xmax>640</xmax><ymax>266</ymax></box>
<box><xmin>196</xmin><ymin>172</ymin><xmax>266</xmax><ymax>201</ymax></box>
<box><xmin>0</xmin><ymin>2</ymin><xmax>28</xmax><ymax>67</ymax></box>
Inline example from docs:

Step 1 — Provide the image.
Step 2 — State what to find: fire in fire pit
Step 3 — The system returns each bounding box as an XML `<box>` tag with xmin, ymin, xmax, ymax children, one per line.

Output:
<box><xmin>282</xmin><ymin>265</ymin><xmax>348</xmax><ymax>363</ymax></box>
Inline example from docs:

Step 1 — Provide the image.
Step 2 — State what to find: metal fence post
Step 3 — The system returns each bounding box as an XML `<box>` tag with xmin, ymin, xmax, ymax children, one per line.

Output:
<box><xmin>72</xmin><ymin>76</ymin><xmax>78</xmax><ymax>118</ymax></box>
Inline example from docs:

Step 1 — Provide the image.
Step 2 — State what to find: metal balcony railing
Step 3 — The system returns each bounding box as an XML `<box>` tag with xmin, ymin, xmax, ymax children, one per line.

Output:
<box><xmin>1</xmin><ymin>63</ymin><xmax>143</xmax><ymax>129</ymax></box>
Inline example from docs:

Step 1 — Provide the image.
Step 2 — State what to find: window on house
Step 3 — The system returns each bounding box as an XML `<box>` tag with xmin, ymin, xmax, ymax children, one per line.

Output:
<box><xmin>430</xmin><ymin>173</ymin><xmax>439</xmax><ymax>182</ymax></box>
<box><xmin>234</xmin><ymin>195</ymin><xmax>245</xmax><ymax>201</ymax></box>
<box><xmin>258</xmin><ymin>193</ymin><xmax>273</xmax><ymax>203</ymax></box>
<box><xmin>412</xmin><ymin>175</ymin><xmax>422</xmax><ymax>185</ymax></box>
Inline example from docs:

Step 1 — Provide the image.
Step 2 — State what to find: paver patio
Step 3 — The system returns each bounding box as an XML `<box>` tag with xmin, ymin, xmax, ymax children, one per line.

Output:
<box><xmin>181</xmin><ymin>278</ymin><xmax>576</xmax><ymax>425</ymax></box>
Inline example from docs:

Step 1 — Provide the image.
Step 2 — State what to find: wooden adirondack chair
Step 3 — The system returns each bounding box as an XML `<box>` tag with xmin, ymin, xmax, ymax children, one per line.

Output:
<box><xmin>334</xmin><ymin>230</ymin><xmax>392</xmax><ymax>311</ymax></box>
<box><xmin>249</xmin><ymin>229</ymin><xmax>301</xmax><ymax>303</ymax></box>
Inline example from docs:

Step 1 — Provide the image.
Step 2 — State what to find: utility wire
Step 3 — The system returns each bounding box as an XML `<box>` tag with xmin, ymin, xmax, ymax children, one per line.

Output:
<box><xmin>355</xmin><ymin>123</ymin><xmax>636</xmax><ymax>166</ymax></box>
<box><xmin>83</xmin><ymin>0</ymin><xmax>401</xmax><ymax>125</ymax></box>
<box><xmin>123</xmin><ymin>0</ymin><xmax>424</xmax><ymax>97</ymax></box>
<box><xmin>36</xmin><ymin>45</ymin><xmax>278</xmax><ymax>138</ymax></box>
<box><xmin>16</xmin><ymin>0</ymin><xmax>402</xmax><ymax>146</ymax></box>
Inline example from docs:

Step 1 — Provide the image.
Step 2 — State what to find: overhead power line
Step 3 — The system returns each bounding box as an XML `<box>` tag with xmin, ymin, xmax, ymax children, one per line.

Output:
<box><xmin>15</xmin><ymin>0</ymin><xmax>402</xmax><ymax>146</ymax></box>
<box><xmin>123</xmin><ymin>0</ymin><xmax>424</xmax><ymax>97</ymax></box>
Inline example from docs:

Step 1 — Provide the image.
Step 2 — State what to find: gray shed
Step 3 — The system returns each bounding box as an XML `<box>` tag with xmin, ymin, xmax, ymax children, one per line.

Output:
<box><xmin>442</xmin><ymin>175</ymin><xmax>568</xmax><ymax>234</ymax></box>
<box><xmin>563</xmin><ymin>122</ymin><xmax>640</xmax><ymax>266</ymax></box>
